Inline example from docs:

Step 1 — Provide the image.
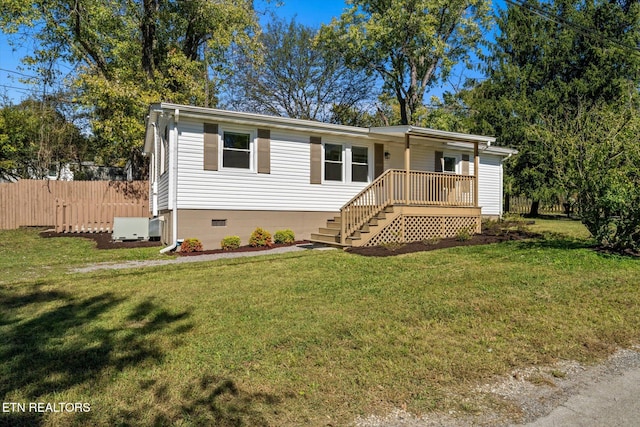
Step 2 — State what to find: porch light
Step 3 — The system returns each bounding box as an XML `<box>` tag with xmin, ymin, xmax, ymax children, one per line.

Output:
<box><xmin>384</xmin><ymin>151</ymin><xmax>390</xmax><ymax>160</ymax></box>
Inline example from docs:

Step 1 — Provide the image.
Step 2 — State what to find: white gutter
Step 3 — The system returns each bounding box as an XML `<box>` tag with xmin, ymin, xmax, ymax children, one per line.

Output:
<box><xmin>160</xmin><ymin>108</ymin><xmax>180</xmax><ymax>254</ymax></box>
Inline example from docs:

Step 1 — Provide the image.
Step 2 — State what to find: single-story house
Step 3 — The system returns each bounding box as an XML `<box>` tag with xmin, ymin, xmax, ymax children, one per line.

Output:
<box><xmin>144</xmin><ymin>103</ymin><xmax>516</xmax><ymax>250</ymax></box>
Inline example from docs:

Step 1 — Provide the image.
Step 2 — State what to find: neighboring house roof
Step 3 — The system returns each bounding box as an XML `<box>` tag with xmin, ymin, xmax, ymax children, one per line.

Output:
<box><xmin>144</xmin><ymin>103</ymin><xmax>517</xmax><ymax>156</ymax></box>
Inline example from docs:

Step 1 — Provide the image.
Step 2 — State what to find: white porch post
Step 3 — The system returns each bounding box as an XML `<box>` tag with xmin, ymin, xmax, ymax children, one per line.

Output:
<box><xmin>474</xmin><ymin>141</ymin><xmax>479</xmax><ymax>207</ymax></box>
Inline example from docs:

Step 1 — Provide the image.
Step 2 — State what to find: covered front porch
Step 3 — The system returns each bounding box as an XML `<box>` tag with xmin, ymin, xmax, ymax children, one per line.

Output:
<box><xmin>312</xmin><ymin>126</ymin><xmax>493</xmax><ymax>247</ymax></box>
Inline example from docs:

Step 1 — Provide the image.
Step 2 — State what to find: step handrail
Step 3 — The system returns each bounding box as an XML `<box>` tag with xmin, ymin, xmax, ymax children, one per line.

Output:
<box><xmin>339</xmin><ymin>169</ymin><xmax>477</xmax><ymax>245</ymax></box>
<box><xmin>340</xmin><ymin>169</ymin><xmax>401</xmax><ymax>244</ymax></box>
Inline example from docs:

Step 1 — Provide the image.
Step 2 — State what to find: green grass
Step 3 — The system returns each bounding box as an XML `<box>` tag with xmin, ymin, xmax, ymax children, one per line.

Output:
<box><xmin>0</xmin><ymin>229</ymin><xmax>165</xmax><ymax>284</ymax></box>
<box><xmin>527</xmin><ymin>217</ymin><xmax>593</xmax><ymax>240</ymax></box>
<box><xmin>1</xmin><ymin>224</ymin><xmax>639</xmax><ymax>426</ymax></box>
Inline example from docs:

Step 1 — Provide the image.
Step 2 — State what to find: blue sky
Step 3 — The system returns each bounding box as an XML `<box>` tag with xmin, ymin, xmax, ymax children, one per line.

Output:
<box><xmin>0</xmin><ymin>1</ymin><xmax>349</xmax><ymax>103</ymax></box>
<box><xmin>0</xmin><ymin>0</ymin><xmax>499</xmax><ymax>104</ymax></box>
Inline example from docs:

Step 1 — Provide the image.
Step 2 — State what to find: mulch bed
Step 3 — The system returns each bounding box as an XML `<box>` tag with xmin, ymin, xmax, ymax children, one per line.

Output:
<box><xmin>346</xmin><ymin>230</ymin><xmax>539</xmax><ymax>257</ymax></box>
<box><xmin>176</xmin><ymin>241</ymin><xmax>310</xmax><ymax>256</ymax></box>
<box><xmin>39</xmin><ymin>229</ymin><xmax>538</xmax><ymax>256</ymax></box>
<box><xmin>40</xmin><ymin>231</ymin><xmax>164</xmax><ymax>250</ymax></box>
<box><xmin>39</xmin><ymin>231</ymin><xmax>309</xmax><ymax>254</ymax></box>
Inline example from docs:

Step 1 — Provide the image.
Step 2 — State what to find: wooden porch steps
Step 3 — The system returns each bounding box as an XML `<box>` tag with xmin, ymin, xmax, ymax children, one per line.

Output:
<box><xmin>310</xmin><ymin>206</ymin><xmax>396</xmax><ymax>247</ymax></box>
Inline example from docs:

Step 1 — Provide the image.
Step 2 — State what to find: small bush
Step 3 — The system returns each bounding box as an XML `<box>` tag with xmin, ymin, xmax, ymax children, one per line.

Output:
<box><xmin>274</xmin><ymin>229</ymin><xmax>295</xmax><ymax>244</ymax></box>
<box><xmin>249</xmin><ymin>227</ymin><xmax>273</xmax><ymax>247</ymax></box>
<box><xmin>221</xmin><ymin>236</ymin><xmax>241</xmax><ymax>251</ymax></box>
<box><xmin>482</xmin><ymin>218</ymin><xmax>504</xmax><ymax>236</ymax></box>
<box><xmin>381</xmin><ymin>241</ymin><xmax>405</xmax><ymax>251</ymax></box>
<box><xmin>455</xmin><ymin>227</ymin><xmax>472</xmax><ymax>242</ymax></box>
<box><xmin>423</xmin><ymin>236</ymin><xmax>441</xmax><ymax>246</ymax></box>
<box><xmin>180</xmin><ymin>238</ymin><xmax>203</xmax><ymax>252</ymax></box>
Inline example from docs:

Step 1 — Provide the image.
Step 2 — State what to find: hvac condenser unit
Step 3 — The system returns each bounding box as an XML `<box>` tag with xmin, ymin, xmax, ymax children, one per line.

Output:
<box><xmin>112</xmin><ymin>217</ymin><xmax>150</xmax><ymax>241</ymax></box>
<box><xmin>148</xmin><ymin>217</ymin><xmax>163</xmax><ymax>240</ymax></box>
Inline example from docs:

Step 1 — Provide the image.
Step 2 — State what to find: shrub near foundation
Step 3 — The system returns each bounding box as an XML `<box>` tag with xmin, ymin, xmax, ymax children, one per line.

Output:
<box><xmin>249</xmin><ymin>227</ymin><xmax>273</xmax><ymax>247</ymax></box>
<box><xmin>180</xmin><ymin>238</ymin><xmax>203</xmax><ymax>252</ymax></box>
<box><xmin>221</xmin><ymin>236</ymin><xmax>241</xmax><ymax>251</ymax></box>
<box><xmin>274</xmin><ymin>229</ymin><xmax>295</xmax><ymax>244</ymax></box>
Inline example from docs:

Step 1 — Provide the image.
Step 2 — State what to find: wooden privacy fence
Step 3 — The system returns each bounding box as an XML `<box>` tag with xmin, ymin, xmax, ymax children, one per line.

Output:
<box><xmin>0</xmin><ymin>179</ymin><xmax>149</xmax><ymax>232</ymax></box>
<box><xmin>506</xmin><ymin>195</ymin><xmax>569</xmax><ymax>215</ymax></box>
<box><xmin>55</xmin><ymin>200</ymin><xmax>148</xmax><ymax>233</ymax></box>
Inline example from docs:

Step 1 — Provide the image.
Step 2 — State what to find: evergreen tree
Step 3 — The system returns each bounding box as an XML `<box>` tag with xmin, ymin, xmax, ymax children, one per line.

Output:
<box><xmin>465</xmin><ymin>0</ymin><xmax>640</xmax><ymax>214</ymax></box>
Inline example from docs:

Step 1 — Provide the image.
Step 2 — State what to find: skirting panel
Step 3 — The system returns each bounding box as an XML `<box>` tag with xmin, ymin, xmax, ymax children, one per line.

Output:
<box><xmin>364</xmin><ymin>214</ymin><xmax>480</xmax><ymax>247</ymax></box>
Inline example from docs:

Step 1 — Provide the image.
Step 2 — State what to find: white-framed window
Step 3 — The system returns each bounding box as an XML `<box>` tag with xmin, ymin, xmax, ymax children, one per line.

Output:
<box><xmin>323</xmin><ymin>143</ymin><xmax>372</xmax><ymax>183</ymax></box>
<box><xmin>324</xmin><ymin>143</ymin><xmax>343</xmax><ymax>181</ymax></box>
<box><xmin>351</xmin><ymin>145</ymin><xmax>369</xmax><ymax>182</ymax></box>
<box><xmin>443</xmin><ymin>153</ymin><xmax>460</xmax><ymax>174</ymax></box>
<box><xmin>221</xmin><ymin>128</ymin><xmax>254</xmax><ymax>170</ymax></box>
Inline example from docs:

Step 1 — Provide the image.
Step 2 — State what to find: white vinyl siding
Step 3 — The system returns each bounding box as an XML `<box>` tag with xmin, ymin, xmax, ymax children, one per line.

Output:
<box><xmin>168</xmin><ymin>119</ymin><xmax>502</xmax><ymax>215</ymax></box>
<box><xmin>175</xmin><ymin>122</ymin><xmax>370</xmax><ymax>211</ymax></box>
<box><xmin>478</xmin><ymin>154</ymin><xmax>503</xmax><ymax>216</ymax></box>
<box><xmin>157</xmin><ymin>172</ymin><xmax>169</xmax><ymax>210</ymax></box>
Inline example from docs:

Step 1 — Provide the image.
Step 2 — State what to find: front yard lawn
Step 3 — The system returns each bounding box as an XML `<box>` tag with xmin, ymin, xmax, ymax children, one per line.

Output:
<box><xmin>1</xmin><ymin>223</ymin><xmax>639</xmax><ymax>426</ymax></box>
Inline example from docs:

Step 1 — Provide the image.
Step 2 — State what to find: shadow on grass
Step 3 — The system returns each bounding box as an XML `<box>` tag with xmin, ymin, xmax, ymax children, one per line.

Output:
<box><xmin>0</xmin><ymin>285</ymin><xmax>189</xmax><ymax>426</ymax></box>
<box><xmin>0</xmin><ymin>284</ymin><xmax>281</xmax><ymax>427</ymax></box>
<box><xmin>178</xmin><ymin>375</ymin><xmax>279</xmax><ymax>427</ymax></box>
<box><xmin>108</xmin><ymin>375</ymin><xmax>281</xmax><ymax>426</ymax></box>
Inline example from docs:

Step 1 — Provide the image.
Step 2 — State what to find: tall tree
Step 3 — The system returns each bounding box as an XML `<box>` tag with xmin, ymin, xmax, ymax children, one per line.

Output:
<box><xmin>224</xmin><ymin>17</ymin><xmax>377</xmax><ymax>125</ymax></box>
<box><xmin>0</xmin><ymin>0</ymin><xmax>259</xmax><ymax>177</ymax></box>
<box><xmin>319</xmin><ymin>0</ymin><xmax>491</xmax><ymax>125</ymax></box>
<box><xmin>534</xmin><ymin>102</ymin><xmax>640</xmax><ymax>252</ymax></box>
<box><xmin>465</xmin><ymin>0</ymin><xmax>640</xmax><ymax>214</ymax></box>
<box><xmin>0</xmin><ymin>97</ymin><xmax>88</xmax><ymax>180</ymax></box>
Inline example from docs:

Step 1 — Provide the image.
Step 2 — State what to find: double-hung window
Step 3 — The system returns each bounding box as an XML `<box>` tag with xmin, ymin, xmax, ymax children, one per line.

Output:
<box><xmin>323</xmin><ymin>143</ymin><xmax>371</xmax><ymax>183</ymax></box>
<box><xmin>351</xmin><ymin>146</ymin><xmax>369</xmax><ymax>182</ymax></box>
<box><xmin>324</xmin><ymin>143</ymin><xmax>343</xmax><ymax>181</ymax></box>
<box><xmin>223</xmin><ymin>131</ymin><xmax>251</xmax><ymax>169</ymax></box>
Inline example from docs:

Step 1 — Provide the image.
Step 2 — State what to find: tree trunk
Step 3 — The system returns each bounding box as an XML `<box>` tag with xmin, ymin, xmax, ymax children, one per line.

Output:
<box><xmin>529</xmin><ymin>200</ymin><xmax>540</xmax><ymax>217</ymax></box>
<box><xmin>141</xmin><ymin>0</ymin><xmax>158</xmax><ymax>79</ymax></box>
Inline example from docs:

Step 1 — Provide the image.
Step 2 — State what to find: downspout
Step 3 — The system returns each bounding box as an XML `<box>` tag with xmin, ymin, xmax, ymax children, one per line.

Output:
<box><xmin>151</xmin><ymin>123</ymin><xmax>158</xmax><ymax>217</ymax></box>
<box><xmin>160</xmin><ymin>108</ymin><xmax>180</xmax><ymax>253</ymax></box>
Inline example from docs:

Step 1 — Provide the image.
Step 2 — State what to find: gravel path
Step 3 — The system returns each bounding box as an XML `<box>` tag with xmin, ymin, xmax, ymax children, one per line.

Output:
<box><xmin>355</xmin><ymin>346</ymin><xmax>640</xmax><ymax>427</ymax></box>
<box><xmin>71</xmin><ymin>243</ymin><xmax>334</xmax><ymax>273</ymax></box>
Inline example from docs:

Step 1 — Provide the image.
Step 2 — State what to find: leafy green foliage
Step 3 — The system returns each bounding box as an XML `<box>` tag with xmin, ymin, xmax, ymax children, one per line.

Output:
<box><xmin>320</xmin><ymin>0</ymin><xmax>491</xmax><ymax>125</ymax></box>
<box><xmin>455</xmin><ymin>227</ymin><xmax>473</xmax><ymax>242</ymax></box>
<box><xmin>273</xmin><ymin>229</ymin><xmax>295</xmax><ymax>245</ymax></box>
<box><xmin>534</xmin><ymin>103</ymin><xmax>640</xmax><ymax>252</ymax></box>
<box><xmin>0</xmin><ymin>99</ymin><xmax>88</xmax><ymax>180</ymax></box>
<box><xmin>1</xmin><ymin>0</ymin><xmax>259</xmax><ymax>176</ymax></box>
<box><xmin>465</xmin><ymin>0</ymin><xmax>640</xmax><ymax>210</ymax></box>
<box><xmin>180</xmin><ymin>238</ymin><xmax>203</xmax><ymax>253</ymax></box>
<box><xmin>220</xmin><ymin>236</ymin><xmax>241</xmax><ymax>251</ymax></box>
<box><xmin>248</xmin><ymin>227</ymin><xmax>273</xmax><ymax>247</ymax></box>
